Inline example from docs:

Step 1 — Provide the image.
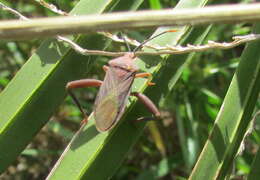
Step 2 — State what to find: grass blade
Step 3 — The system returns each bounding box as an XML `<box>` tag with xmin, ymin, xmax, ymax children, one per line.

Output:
<box><xmin>247</xmin><ymin>147</ymin><xmax>260</xmax><ymax>180</ymax></box>
<box><xmin>0</xmin><ymin>0</ymin><xmax>117</xmax><ymax>173</ymax></box>
<box><xmin>161</xmin><ymin>25</ymin><xmax>212</xmax><ymax>172</ymax></box>
<box><xmin>46</xmin><ymin>0</ymin><xmax>210</xmax><ymax>179</ymax></box>
<box><xmin>189</xmin><ymin>23</ymin><xmax>260</xmax><ymax>179</ymax></box>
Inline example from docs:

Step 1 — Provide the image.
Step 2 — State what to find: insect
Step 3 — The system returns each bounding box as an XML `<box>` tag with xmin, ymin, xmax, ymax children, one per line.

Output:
<box><xmin>66</xmin><ymin>30</ymin><xmax>176</xmax><ymax>132</ymax></box>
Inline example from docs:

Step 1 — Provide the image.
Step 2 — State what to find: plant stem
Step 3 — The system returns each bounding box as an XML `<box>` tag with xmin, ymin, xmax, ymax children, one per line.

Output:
<box><xmin>1</xmin><ymin>3</ymin><xmax>260</xmax><ymax>39</ymax></box>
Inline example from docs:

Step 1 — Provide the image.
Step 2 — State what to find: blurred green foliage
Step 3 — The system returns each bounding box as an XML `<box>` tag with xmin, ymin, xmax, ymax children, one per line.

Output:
<box><xmin>0</xmin><ymin>0</ymin><xmax>259</xmax><ymax>179</ymax></box>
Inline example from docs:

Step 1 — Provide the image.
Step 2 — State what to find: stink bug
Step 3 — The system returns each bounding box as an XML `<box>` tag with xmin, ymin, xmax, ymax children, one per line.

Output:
<box><xmin>66</xmin><ymin>30</ymin><xmax>176</xmax><ymax>132</ymax></box>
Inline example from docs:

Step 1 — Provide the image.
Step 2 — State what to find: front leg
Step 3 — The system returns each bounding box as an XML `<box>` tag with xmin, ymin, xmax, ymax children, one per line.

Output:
<box><xmin>66</xmin><ymin>79</ymin><xmax>103</xmax><ymax>124</ymax></box>
<box><xmin>135</xmin><ymin>72</ymin><xmax>155</xmax><ymax>86</ymax></box>
<box><xmin>131</xmin><ymin>92</ymin><xmax>160</xmax><ymax>121</ymax></box>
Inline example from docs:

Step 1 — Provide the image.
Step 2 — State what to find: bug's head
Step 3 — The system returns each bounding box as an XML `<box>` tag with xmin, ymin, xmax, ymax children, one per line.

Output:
<box><xmin>109</xmin><ymin>30</ymin><xmax>178</xmax><ymax>72</ymax></box>
<box><xmin>109</xmin><ymin>52</ymin><xmax>139</xmax><ymax>72</ymax></box>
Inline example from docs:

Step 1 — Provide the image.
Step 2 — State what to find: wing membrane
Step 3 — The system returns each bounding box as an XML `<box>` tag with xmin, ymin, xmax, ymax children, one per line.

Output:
<box><xmin>94</xmin><ymin>67</ymin><xmax>135</xmax><ymax>131</ymax></box>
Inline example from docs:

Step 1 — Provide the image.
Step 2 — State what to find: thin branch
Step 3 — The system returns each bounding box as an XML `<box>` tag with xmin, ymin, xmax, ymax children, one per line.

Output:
<box><xmin>35</xmin><ymin>0</ymin><xmax>69</xmax><ymax>16</ymax></box>
<box><xmin>1</xmin><ymin>2</ymin><xmax>260</xmax><ymax>57</ymax></box>
<box><xmin>101</xmin><ymin>32</ymin><xmax>260</xmax><ymax>54</ymax></box>
<box><xmin>1</xmin><ymin>3</ymin><xmax>260</xmax><ymax>39</ymax></box>
<box><xmin>56</xmin><ymin>36</ymin><xmax>125</xmax><ymax>57</ymax></box>
<box><xmin>33</xmin><ymin>1</ymin><xmax>132</xmax><ymax>48</ymax></box>
<box><xmin>0</xmin><ymin>2</ymin><xmax>28</xmax><ymax>20</ymax></box>
<box><xmin>0</xmin><ymin>2</ymin><xmax>122</xmax><ymax>57</ymax></box>
<box><xmin>32</xmin><ymin>1</ymin><xmax>260</xmax><ymax>55</ymax></box>
<box><xmin>33</xmin><ymin>1</ymin><xmax>127</xmax><ymax>46</ymax></box>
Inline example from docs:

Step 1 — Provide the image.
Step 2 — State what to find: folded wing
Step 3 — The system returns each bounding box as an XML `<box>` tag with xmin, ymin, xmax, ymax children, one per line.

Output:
<box><xmin>94</xmin><ymin>67</ymin><xmax>135</xmax><ymax>132</ymax></box>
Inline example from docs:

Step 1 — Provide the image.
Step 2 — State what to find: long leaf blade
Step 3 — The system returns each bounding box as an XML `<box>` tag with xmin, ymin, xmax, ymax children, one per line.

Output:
<box><xmin>189</xmin><ymin>23</ymin><xmax>260</xmax><ymax>179</ymax></box>
<box><xmin>46</xmin><ymin>0</ymin><xmax>209</xmax><ymax>179</ymax></box>
<box><xmin>0</xmin><ymin>0</ymin><xmax>115</xmax><ymax>173</ymax></box>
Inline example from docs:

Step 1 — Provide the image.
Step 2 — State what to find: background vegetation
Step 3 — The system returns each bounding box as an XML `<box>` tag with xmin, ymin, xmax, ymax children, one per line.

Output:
<box><xmin>0</xmin><ymin>0</ymin><xmax>259</xmax><ymax>179</ymax></box>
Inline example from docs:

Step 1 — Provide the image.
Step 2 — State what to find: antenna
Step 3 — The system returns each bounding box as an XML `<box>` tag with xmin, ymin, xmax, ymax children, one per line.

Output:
<box><xmin>120</xmin><ymin>32</ymin><xmax>132</xmax><ymax>52</ymax></box>
<box><xmin>133</xmin><ymin>29</ymin><xmax>177</xmax><ymax>53</ymax></box>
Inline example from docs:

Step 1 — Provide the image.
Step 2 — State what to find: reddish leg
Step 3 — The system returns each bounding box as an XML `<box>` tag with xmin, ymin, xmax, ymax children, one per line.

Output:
<box><xmin>66</xmin><ymin>79</ymin><xmax>103</xmax><ymax>124</ymax></box>
<box><xmin>135</xmin><ymin>72</ymin><xmax>155</xmax><ymax>86</ymax></box>
<box><xmin>131</xmin><ymin>92</ymin><xmax>160</xmax><ymax>121</ymax></box>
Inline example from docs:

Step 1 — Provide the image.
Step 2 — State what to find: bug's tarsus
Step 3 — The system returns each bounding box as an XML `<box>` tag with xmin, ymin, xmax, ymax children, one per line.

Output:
<box><xmin>147</xmin><ymin>82</ymin><xmax>155</xmax><ymax>86</ymax></box>
<box><xmin>80</xmin><ymin>118</ymin><xmax>88</xmax><ymax>125</ymax></box>
<box><xmin>135</xmin><ymin>116</ymin><xmax>160</xmax><ymax>122</ymax></box>
<box><xmin>135</xmin><ymin>72</ymin><xmax>155</xmax><ymax>86</ymax></box>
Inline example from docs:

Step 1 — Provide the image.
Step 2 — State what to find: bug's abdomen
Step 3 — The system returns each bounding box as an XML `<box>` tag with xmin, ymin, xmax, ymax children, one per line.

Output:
<box><xmin>94</xmin><ymin>93</ymin><xmax>119</xmax><ymax>132</ymax></box>
<box><xmin>93</xmin><ymin>67</ymin><xmax>135</xmax><ymax>132</ymax></box>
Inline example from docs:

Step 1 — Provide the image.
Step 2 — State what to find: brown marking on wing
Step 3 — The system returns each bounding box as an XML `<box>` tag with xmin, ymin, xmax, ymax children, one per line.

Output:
<box><xmin>94</xmin><ymin>67</ymin><xmax>135</xmax><ymax>131</ymax></box>
<box><xmin>95</xmin><ymin>94</ymin><xmax>118</xmax><ymax>132</ymax></box>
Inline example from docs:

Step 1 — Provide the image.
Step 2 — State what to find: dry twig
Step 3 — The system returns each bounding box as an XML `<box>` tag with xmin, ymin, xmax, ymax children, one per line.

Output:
<box><xmin>1</xmin><ymin>2</ymin><xmax>260</xmax><ymax>57</ymax></box>
<box><xmin>35</xmin><ymin>0</ymin><xmax>69</xmax><ymax>16</ymax></box>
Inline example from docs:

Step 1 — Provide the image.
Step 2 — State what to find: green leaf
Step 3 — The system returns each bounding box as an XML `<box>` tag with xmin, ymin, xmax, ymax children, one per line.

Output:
<box><xmin>201</xmin><ymin>88</ymin><xmax>222</xmax><ymax>105</ymax></box>
<box><xmin>247</xmin><ymin>147</ymin><xmax>260</xmax><ymax>180</ymax></box>
<box><xmin>0</xmin><ymin>0</ymin><xmax>117</xmax><ymax>173</ymax></box>
<box><xmin>163</xmin><ymin>25</ymin><xmax>212</xmax><ymax>171</ymax></box>
<box><xmin>149</xmin><ymin>0</ymin><xmax>162</xmax><ymax>10</ymax></box>
<box><xmin>189</xmin><ymin>23</ymin><xmax>260</xmax><ymax>179</ymax></box>
<box><xmin>46</xmin><ymin>0</ymin><xmax>209</xmax><ymax>179</ymax></box>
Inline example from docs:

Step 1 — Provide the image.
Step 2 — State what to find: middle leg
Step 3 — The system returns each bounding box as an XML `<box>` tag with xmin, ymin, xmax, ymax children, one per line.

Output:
<box><xmin>66</xmin><ymin>79</ymin><xmax>103</xmax><ymax>124</ymax></box>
